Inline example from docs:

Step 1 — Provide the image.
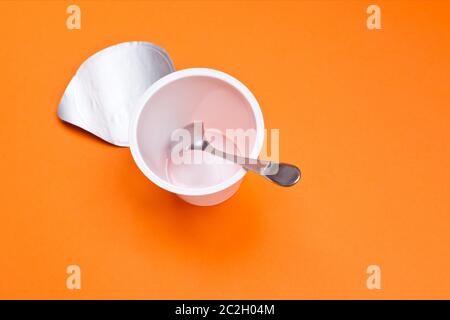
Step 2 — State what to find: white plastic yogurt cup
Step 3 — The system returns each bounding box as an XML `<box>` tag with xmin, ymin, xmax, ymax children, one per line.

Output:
<box><xmin>129</xmin><ymin>68</ymin><xmax>264</xmax><ymax>206</ymax></box>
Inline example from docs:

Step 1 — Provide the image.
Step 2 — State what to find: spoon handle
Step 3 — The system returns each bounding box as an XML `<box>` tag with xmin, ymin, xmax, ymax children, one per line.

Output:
<box><xmin>208</xmin><ymin>146</ymin><xmax>301</xmax><ymax>187</ymax></box>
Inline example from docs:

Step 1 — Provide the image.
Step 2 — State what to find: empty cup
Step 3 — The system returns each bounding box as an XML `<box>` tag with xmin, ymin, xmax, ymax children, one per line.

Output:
<box><xmin>129</xmin><ymin>68</ymin><xmax>264</xmax><ymax>206</ymax></box>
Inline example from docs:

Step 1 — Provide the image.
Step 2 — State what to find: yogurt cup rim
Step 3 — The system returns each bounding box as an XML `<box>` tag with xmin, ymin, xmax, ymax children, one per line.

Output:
<box><xmin>129</xmin><ymin>68</ymin><xmax>265</xmax><ymax>196</ymax></box>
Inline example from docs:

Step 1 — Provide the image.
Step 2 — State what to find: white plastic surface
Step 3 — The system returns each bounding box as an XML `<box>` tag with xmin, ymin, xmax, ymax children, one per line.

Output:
<box><xmin>129</xmin><ymin>68</ymin><xmax>265</xmax><ymax>206</ymax></box>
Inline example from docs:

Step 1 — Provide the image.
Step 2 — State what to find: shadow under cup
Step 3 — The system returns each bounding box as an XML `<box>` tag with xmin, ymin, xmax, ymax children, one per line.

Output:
<box><xmin>130</xmin><ymin>69</ymin><xmax>264</xmax><ymax>206</ymax></box>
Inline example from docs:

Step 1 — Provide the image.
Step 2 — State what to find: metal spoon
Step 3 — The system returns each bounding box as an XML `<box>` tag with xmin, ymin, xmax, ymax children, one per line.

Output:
<box><xmin>175</xmin><ymin>121</ymin><xmax>301</xmax><ymax>187</ymax></box>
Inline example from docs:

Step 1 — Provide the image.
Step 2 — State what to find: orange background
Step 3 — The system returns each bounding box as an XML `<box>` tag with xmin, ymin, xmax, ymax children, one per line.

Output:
<box><xmin>0</xmin><ymin>0</ymin><xmax>449</xmax><ymax>299</ymax></box>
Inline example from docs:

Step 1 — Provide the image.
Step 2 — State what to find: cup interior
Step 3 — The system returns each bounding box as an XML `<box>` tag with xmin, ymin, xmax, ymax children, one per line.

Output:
<box><xmin>133</xmin><ymin>69</ymin><xmax>263</xmax><ymax>195</ymax></box>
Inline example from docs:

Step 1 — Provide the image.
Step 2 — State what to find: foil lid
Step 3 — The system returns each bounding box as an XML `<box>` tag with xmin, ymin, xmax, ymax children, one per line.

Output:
<box><xmin>58</xmin><ymin>41</ymin><xmax>175</xmax><ymax>146</ymax></box>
